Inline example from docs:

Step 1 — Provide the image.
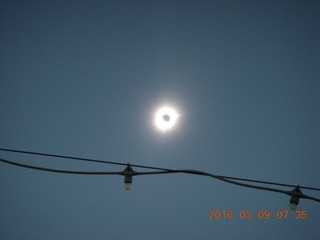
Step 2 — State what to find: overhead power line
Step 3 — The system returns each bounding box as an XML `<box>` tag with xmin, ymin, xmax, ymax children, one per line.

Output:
<box><xmin>0</xmin><ymin>158</ymin><xmax>123</xmax><ymax>175</ymax></box>
<box><xmin>0</xmin><ymin>147</ymin><xmax>320</xmax><ymax>191</ymax></box>
<box><xmin>0</xmin><ymin>157</ymin><xmax>320</xmax><ymax>205</ymax></box>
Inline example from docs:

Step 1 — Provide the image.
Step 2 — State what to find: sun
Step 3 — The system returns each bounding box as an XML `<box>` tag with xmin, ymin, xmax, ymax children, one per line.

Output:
<box><xmin>154</xmin><ymin>106</ymin><xmax>179</xmax><ymax>132</ymax></box>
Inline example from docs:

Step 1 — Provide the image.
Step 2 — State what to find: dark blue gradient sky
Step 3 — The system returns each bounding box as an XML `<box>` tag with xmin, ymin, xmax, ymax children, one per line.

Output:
<box><xmin>1</xmin><ymin>1</ymin><xmax>319</xmax><ymax>239</ymax></box>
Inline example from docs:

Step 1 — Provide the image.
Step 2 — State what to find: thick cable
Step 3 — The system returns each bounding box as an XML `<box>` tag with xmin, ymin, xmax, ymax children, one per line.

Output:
<box><xmin>0</xmin><ymin>158</ymin><xmax>123</xmax><ymax>175</ymax></box>
<box><xmin>1</xmin><ymin>157</ymin><xmax>319</xmax><ymax>203</ymax></box>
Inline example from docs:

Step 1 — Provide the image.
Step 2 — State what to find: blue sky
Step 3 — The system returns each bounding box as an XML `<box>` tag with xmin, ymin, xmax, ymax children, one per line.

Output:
<box><xmin>1</xmin><ymin>1</ymin><xmax>319</xmax><ymax>239</ymax></box>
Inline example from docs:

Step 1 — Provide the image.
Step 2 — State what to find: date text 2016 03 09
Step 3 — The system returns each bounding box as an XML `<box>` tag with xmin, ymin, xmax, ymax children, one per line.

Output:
<box><xmin>208</xmin><ymin>210</ymin><xmax>308</xmax><ymax>220</ymax></box>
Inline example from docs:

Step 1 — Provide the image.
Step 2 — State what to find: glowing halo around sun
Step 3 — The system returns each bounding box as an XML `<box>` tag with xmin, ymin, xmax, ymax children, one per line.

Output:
<box><xmin>154</xmin><ymin>106</ymin><xmax>179</xmax><ymax>132</ymax></box>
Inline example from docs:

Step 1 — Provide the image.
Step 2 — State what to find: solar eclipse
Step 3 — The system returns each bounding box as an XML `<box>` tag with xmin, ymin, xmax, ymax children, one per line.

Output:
<box><xmin>154</xmin><ymin>106</ymin><xmax>179</xmax><ymax>132</ymax></box>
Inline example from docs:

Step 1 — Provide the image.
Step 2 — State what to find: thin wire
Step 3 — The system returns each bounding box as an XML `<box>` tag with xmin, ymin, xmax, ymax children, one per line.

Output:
<box><xmin>0</xmin><ymin>148</ymin><xmax>169</xmax><ymax>170</ymax></box>
<box><xmin>1</xmin><ymin>148</ymin><xmax>320</xmax><ymax>191</ymax></box>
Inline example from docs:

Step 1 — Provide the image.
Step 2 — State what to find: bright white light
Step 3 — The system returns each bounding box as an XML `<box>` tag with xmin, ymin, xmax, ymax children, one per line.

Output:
<box><xmin>290</xmin><ymin>202</ymin><xmax>297</xmax><ymax>210</ymax></box>
<box><xmin>124</xmin><ymin>183</ymin><xmax>132</xmax><ymax>190</ymax></box>
<box><xmin>154</xmin><ymin>106</ymin><xmax>179</xmax><ymax>132</ymax></box>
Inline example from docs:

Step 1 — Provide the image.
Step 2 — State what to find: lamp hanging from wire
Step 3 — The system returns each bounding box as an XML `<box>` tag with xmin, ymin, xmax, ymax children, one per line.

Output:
<box><xmin>290</xmin><ymin>186</ymin><xmax>302</xmax><ymax>210</ymax></box>
<box><xmin>123</xmin><ymin>165</ymin><xmax>134</xmax><ymax>190</ymax></box>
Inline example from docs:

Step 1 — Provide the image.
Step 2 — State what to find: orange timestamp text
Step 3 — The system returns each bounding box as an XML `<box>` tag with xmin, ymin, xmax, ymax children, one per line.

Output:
<box><xmin>208</xmin><ymin>210</ymin><xmax>308</xmax><ymax>220</ymax></box>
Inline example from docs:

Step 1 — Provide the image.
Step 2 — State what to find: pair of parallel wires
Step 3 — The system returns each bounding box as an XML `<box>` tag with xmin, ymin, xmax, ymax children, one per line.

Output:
<box><xmin>0</xmin><ymin>148</ymin><xmax>319</xmax><ymax>204</ymax></box>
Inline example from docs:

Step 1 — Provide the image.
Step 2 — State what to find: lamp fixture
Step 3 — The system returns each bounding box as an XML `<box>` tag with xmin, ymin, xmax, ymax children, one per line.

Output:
<box><xmin>290</xmin><ymin>186</ymin><xmax>302</xmax><ymax>210</ymax></box>
<box><xmin>123</xmin><ymin>165</ymin><xmax>134</xmax><ymax>190</ymax></box>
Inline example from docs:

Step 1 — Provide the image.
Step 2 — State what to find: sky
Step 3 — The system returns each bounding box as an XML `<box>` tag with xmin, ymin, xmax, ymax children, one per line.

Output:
<box><xmin>1</xmin><ymin>0</ymin><xmax>319</xmax><ymax>239</ymax></box>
